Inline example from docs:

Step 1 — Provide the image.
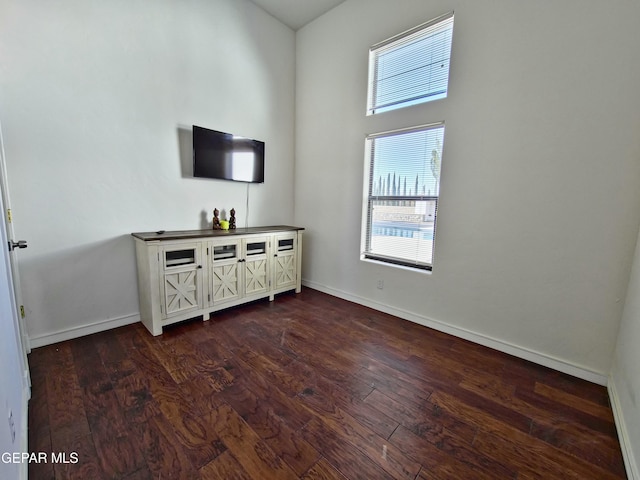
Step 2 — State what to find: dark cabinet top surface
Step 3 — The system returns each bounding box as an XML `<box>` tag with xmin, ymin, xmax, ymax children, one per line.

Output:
<box><xmin>132</xmin><ymin>225</ymin><xmax>304</xmax><ymax>242</ymax></box>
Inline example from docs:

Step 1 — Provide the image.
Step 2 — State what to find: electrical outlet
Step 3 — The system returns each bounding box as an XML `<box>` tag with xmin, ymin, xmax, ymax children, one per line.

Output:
<box><xmin>8</xmin><ymin>409</ymin><xmax>15</xmax><ymax>444</ymax></box>
<box><xmin>377</xmin><ymin>279</ymin><xmax>384</xmax><ymax>290</ymax></box>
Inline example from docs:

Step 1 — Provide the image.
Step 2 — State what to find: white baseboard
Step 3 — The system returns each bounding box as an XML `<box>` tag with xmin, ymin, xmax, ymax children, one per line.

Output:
<box><xmin>302</xmin><ymin>280</ymin><xmax>609</xmax><ymax>386</ymax></box>
<box><xmin>608</xmin><ymin>375</ymin><xmax>639</xmax><ymax>480</ymax></box>
<box><xmin>28</xmin><ymin>313</ymin><xmax>140</xmax><ymax>349</ymax></box>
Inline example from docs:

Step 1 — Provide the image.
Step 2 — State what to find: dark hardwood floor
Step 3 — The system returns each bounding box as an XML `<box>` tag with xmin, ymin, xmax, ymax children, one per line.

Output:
<box><xmin>28</xmin><ymin>288</ymin><xmax>627</xmax><ymax>479</ymax></box>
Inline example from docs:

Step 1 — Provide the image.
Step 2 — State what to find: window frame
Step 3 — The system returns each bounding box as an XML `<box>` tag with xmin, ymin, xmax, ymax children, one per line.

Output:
<box><xmin>361</xmin><ymin>122</ymin><xmax>445</xmax><ymax>272</ymax></box>
<box><xmin>366</xmin><ymin>11</ymin><xmax>454</xmax><ymax>116</ymax></box>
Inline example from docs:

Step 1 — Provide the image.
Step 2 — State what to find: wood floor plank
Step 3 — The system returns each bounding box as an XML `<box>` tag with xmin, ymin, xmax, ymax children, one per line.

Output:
<box><xmin>220</xmin><ymin>375</ymin><xmax>320</xmax><ymax>476</ymax></box>
<box><xmin>502</xmin><ymin>357</ymin><xmax>611</xmax><ymax>406</ymax></box>
<box><xmin>514</xmin><ymin>385</ymin><xmax>617</xmax><ymax>437</ymax></box>
<box><xmin>236</xmin><ymin>351</ymin><xmax>307</xmax><ymax>397</ymax></box>
<box><xmin>357</xmin><ymin>356</ymin><xmax>434</xmax><ymax>406</ymax></box>
<box><xmin>79</xmin><ymin>379</ymin><xmax>149</xmax><ymax>478</ymax></box>
<box><xmin>218</xmin><ymin>318</ymin><xmax>295</xmax><ymax>366</ymax></box>
<box><xmin>104</xmin><ymin>358</ymin><xmax>163</xmax><ymax>425</ymax></box>
<box><xmin>301</xmin><ymin>458</ymin><xmax>349</xmax><ymax>480</ymax></box>
<box><xmin>142</xmin><ymin>333</ymin><xmax>223</xmax><ymax>384</ymax></box>
<box><xmin>179</xmin><ymin>370</ymin><xmax>232</xmax><ymax>415</ymax></box>
<box><xmin>52</xmin><ymin>433</ymin><xmax>106</xmax><ymax>480</ymax></box>
<box><xmin>91</xmin><ymin>432</ymin><xmax>148</xmax><ymax>479</ymax></box>
<box><xmin>428</xmin><ymin>388</ymin><xmax>532</xmax><ymax>435</ymax></box>
<box><xmin>128</xmin><ymin>342</ymin><xmax>226</xmax><ymax>469</ymax></box>
<box><xmin>200</xmin><ymin>450</ymin><xmax>252</xmax><ymax>479</ymax></box>
<box><xmin>158</xmin><ymin>399</ymin><xmax>226</xmax><ymax>470</ymax></box>
<box><xmin>388</xmin><ymin>425</ymin><xmax>505</xmax><ymax>480</ymax></box>
<box><xmin>363</xmin><ymin>388</ymin><xmax>476</xmax><ymax>445</ymax></box>
<box><xmin>299</xmin><ymin>399</ymin><xmax>420</xmax><ymax>480</ymax></box>
<box><xmin>27</xmin><ymin>347</ymin><xmax>56</xmax><ymax>480</ymax></box>
<box><xmin>459</xmin><ymin>369</ymin><xmax>625</xmax><ymax>472</ymax></box>
<box><xmin>70</xmin><ymin>336</ymin><xmax>112</xmax><ymax>393</ymax></box>
<box><xmin>280</xmin><ymin>333</ymin><xmax>376</xmax><ymax>400</ymax></box>
<box><xmin>367</xmin><ymin>390</ymin><xmax>513</xmax><ymax>479</ymax></box>
<box><xmin>473</xmin><ymin>427</ymin><xmax>623</xmax><ymax>480</ymax></box>
<box><xmin>46</xmin><ymin>343</ymin><xmax>92</xmax><ymax>449</ymax></box>
<box><xmin>457</xmin><ymin>369</ymin><xmax>517</xmax><ymax>405</ymax></box>
<box><xmin>129</xmin><ymin>413</ymin><xmax>201</xmax><ymax>479</ymax></box>
<box><xmin>122</xmin><ymin>468</ymin><xmax>154</xmax><ymax>480</ymax></box>
<box><xmin>533</xmin><ymin>381</ymin><xmax>615</xmax><ymax>421</ymax></box>
<box><xmin>529</xmin><ymin>419</ymin><xmax>627</xmax><ymax>476</ymax></box>
<box><xmin>210</xmin><ymin>403</ymin><xmax>299</xmax><ymax>480</ymax></box>
<box><xmin>288</xmin><ymin>361</ymin><xmax>397</xmax><ymax>439</ymax></box>
<box><xmin>301</xmin><ymin>416</ymin><xmax>396</xmax><ymax>480</ymax></box>
<box><xmin>27</xmin><ymin>288</ymin><xmax>627</xmax><ymax>479</ymax></box>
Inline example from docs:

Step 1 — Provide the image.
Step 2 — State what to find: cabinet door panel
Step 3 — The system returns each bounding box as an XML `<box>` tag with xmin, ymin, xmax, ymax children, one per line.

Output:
<box><xmin>274</xmin><ymin>234</ymin><xmax>297</xmax><ymax>290</ymax></box>
<box><xmin>212</xmin><ymin>263</ymin><xmax>240</xmax><ymax>303</ymax></box>
<box><xmin>245</xmin><ymin>258</ymin><xmax>269</xmax><ymax>295</ymax></box>
<box><xmin>274</xmin><ymin>253</ymin><xmax>296</xmax><ymax>288</ymax></box>
<box><xmin>210</xmin><ymin>239</ymin><xmax>242</xmax><ymax>305</ymax></box>
<box><xmin>162</xmin><ymin>269</ymin><xmax>202</xmax><ymax>317</ymax></box>
<box><xmin>160</xmin><ymin>243</ymin><xmax>203</xmax><ymax>318</ymax></box>
<box><xmin>244</xmin><ymin>237</ymin><xmax>269</xmax><ymax>296</ymax></box>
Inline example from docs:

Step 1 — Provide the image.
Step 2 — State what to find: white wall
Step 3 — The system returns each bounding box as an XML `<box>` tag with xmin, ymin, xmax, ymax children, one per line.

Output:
<box><xmin>295</xmin><ymin>0</ymin><xmax>640</xmax><ymax>380</ymax></box>
<box><xmin>0</xmin><ymin>0</ymin><xmax>296</xmax><ymax>344</ymax></box>
<box><xmin>610</xmin><ymin>224</ymin><xmax>640</xmax><ymax>478</ymax></box>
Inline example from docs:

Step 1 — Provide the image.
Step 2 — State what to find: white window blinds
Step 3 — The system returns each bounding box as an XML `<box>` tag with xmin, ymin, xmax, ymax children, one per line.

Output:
<box><xmin>367</xmin><ymin>12</ymin><xmax>454</xmax><ymax>115</ymax></box>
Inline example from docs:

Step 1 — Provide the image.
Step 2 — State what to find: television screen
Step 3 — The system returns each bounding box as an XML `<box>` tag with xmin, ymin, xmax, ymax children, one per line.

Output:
<box><xmin>193</xmin><ymin>125</ymin><xmax>265</xmax><ymax>183</ymax></box>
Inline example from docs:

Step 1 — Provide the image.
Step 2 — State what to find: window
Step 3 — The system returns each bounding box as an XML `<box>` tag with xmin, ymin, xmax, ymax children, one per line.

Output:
<box><xmin>362</xmin><ymin>12</ymin><xmax>453</xmax><ymax>271</ymax></box>
<box><xmin>367</xmin><ymin>12</ymin><xmax>454</xmax><ymax>115</ymax></box>
<box><xmin>362</xmin><ymin>124</ymin><xmax>444</xmax><ymax>270</ymax></box>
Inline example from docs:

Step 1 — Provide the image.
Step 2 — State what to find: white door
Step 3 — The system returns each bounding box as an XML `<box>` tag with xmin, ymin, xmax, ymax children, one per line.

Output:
<box><xmin>0</xmin><ymin>124</ymin><xmax>30</xmax><ymax>479</ymax></box>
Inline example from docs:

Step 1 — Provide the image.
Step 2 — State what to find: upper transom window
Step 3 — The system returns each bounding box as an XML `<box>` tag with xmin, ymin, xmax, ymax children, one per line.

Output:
<box><xmin>367</xmin><ymin>12</ymin><xmax>454</xmax><ymax>115</ymax></box>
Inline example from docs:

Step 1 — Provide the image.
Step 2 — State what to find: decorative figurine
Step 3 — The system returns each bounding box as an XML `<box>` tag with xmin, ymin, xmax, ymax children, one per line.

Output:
<box><xmin>229</xmin><ymin>208</ymin><xmax>236</xmax><ymax>229</ymax></box>
<box><xmin>212</xmin><ymin>208</ymin><xmax>221</xmax><ymax>230</ymax></box>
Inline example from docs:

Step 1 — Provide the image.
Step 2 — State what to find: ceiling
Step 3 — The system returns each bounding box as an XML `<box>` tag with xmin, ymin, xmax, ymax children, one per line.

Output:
<box><xmin>250</xmin><ymin>0</ymin><xmax>346</xmax><ymax>30</ymax></box>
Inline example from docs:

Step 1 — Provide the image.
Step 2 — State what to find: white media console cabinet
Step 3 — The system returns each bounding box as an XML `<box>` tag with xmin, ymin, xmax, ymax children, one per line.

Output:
<box><xmin>131</xmin><ymin>226</ymin><xmax>304</xmax><ymax>335</ymax></box>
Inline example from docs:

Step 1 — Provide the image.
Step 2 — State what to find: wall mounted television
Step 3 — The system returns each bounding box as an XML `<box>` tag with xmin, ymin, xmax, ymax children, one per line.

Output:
<box><xmin>193</xmin><ymin>125</ymin><xmax>265</xmax><ymax>183</ymax></box>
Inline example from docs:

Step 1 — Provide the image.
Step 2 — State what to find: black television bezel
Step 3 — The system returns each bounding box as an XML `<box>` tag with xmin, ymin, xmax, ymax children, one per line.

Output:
<box><xmin>192</xmin><ymin>125</ymin><xmax>265</xmax><ymax>184</ymax></box>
